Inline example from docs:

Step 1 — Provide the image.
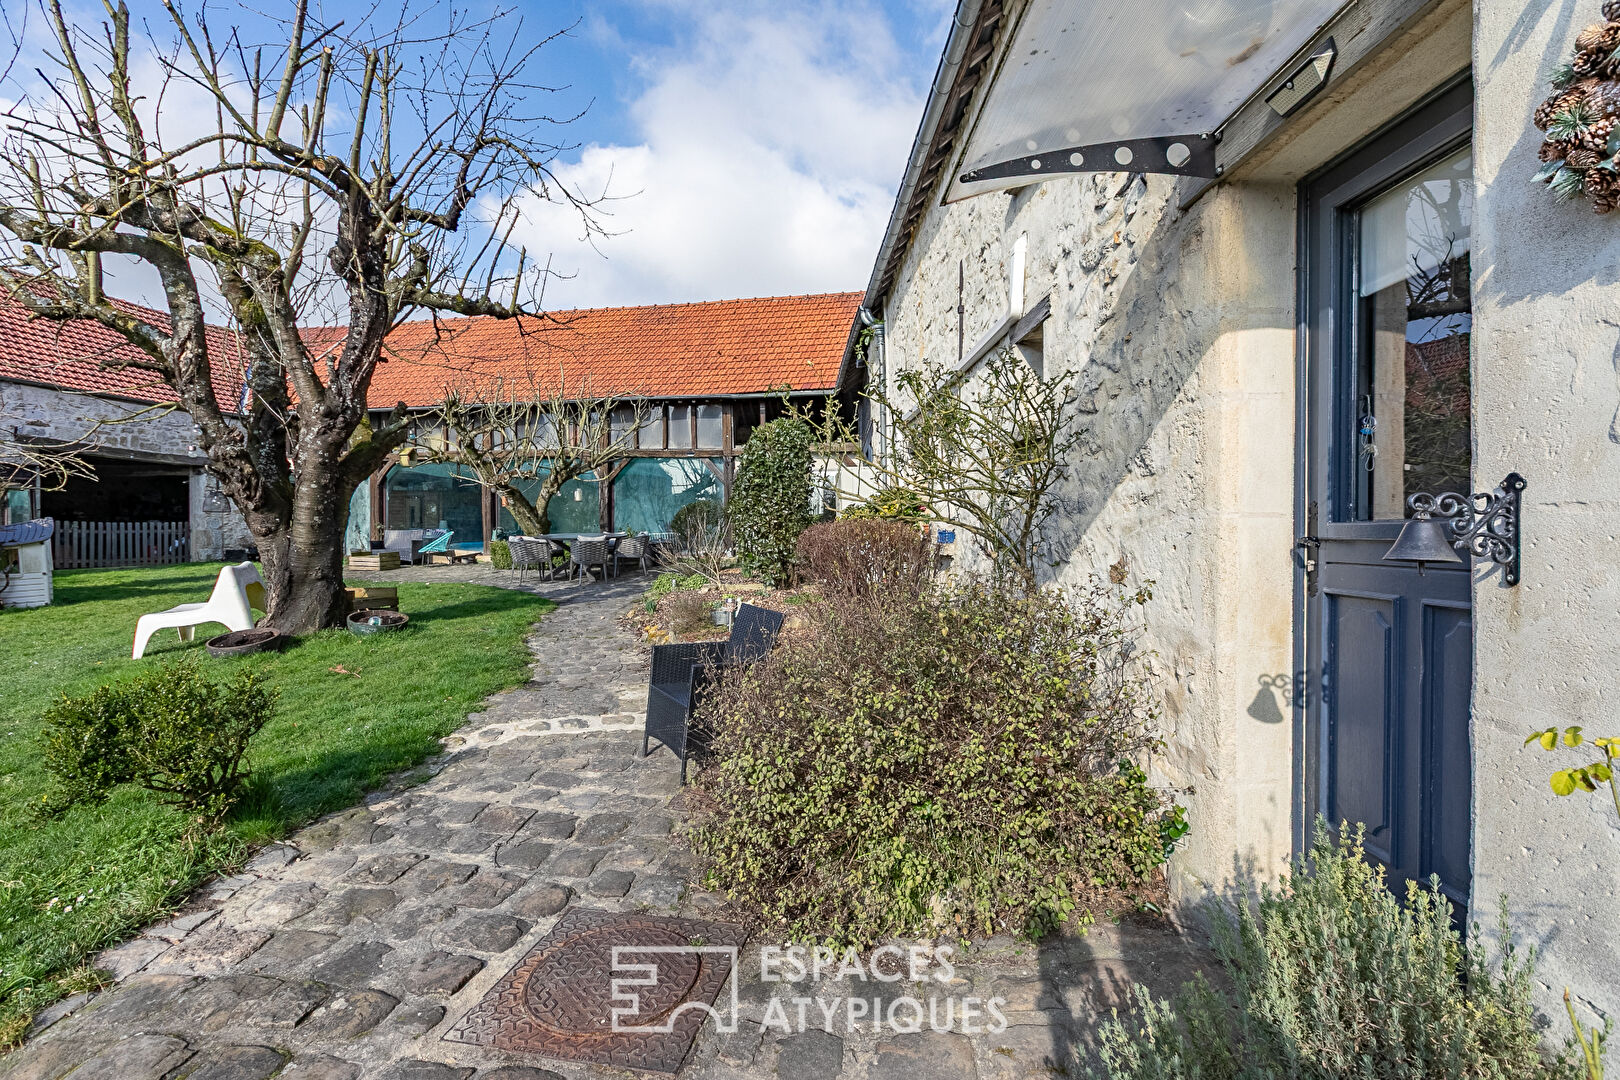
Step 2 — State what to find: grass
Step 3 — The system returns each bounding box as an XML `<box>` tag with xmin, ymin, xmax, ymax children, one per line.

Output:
<box><xmin>0</xmin><ymin>564</ymin><xmax>552</xmax><ymax>1043</ymax></box>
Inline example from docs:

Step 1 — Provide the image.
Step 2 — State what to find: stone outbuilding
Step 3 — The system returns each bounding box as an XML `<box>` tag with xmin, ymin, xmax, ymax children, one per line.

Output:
<box><xmin>1</xmin><ymin>292</ymin><xmax>863</xmax><ymax>565</ymax></box>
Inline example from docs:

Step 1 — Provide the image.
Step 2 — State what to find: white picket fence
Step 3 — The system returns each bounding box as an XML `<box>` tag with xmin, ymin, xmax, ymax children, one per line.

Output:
<box><xmin>53</xmin><ymin>520</ymin><xmax>190</xmax><ymax>569</ymax></box>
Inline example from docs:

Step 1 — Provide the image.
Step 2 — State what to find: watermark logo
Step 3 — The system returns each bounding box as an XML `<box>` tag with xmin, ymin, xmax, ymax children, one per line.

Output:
<box><xmin>610</xmin><ymin>945</ymin><xmax>742</xmax><ymax>1034</ymax></box>
<box><xmin>608</xmin><ymin>943</ymin><xmax>1007</xmax><ymax>1036</ymax></box>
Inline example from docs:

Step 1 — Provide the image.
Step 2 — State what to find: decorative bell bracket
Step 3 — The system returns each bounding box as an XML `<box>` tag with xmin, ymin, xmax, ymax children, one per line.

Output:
<box><xmin>1382</xmin><ymin>472</ymin><xmax>1526</xmax><ymax>585</ymax></box>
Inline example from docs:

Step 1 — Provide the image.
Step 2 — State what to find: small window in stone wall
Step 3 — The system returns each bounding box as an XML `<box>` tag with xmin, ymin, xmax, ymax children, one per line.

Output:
<box><xmin>696</xmin><ymin>405</ymin><xmax>723</xmax><ymax>448</ymax></box>
<box><xmin>668</xmin><ymin>404</ymin><xmax>693</xmax><ymax>449</ymax></box>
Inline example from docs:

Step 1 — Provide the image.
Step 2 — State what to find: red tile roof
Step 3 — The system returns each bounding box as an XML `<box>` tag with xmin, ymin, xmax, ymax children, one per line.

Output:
<box><xmin>0</xmin><ymin>291</ymin><xmax>862</xmax><ymax>410</ymax></box>
<box><xmin>0</xmin><ymin>296</ymin><xmax>249</xmax><ymax>410</ymax></box>
<box><xmin>369</xmin><ymin>292</ymin><xmax>863</xmax><ymax>406</ymax></box>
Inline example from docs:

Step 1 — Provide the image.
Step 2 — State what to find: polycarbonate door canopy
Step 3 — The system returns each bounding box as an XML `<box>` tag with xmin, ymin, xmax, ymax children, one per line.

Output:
<box><xmin>946</xmin><ymin>0</ymin><xmax>1345</xmax><ymax>200</ymax></box>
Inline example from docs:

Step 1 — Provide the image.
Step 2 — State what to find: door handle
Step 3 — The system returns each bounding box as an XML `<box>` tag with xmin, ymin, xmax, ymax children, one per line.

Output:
<box><xmin>1297</xmin><ymin>501</ymin><xmax>1321</xmax><ymax>596</ymax></box>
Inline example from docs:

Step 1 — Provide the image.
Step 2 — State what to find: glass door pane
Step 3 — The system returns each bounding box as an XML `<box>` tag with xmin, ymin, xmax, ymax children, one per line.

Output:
<box><xmin>1353</xmin><ymin>145</ymin><xmax>1473</xmax><ymax>520</ymax></box>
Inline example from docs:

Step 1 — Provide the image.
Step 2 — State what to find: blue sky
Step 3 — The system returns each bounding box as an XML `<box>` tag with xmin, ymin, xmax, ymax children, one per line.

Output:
<box><xmin>2</xmin><ymin>0</ymin><xmax>950</xmax><ymax>313</ymax></box>
<box><xmin>504</xmin><ymin>0</ymin><xmax>953</xmax><ymax>308</ymax></box>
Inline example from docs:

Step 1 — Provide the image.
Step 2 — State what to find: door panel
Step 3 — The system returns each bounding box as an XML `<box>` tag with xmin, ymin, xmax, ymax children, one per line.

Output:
<box><xmin>1423</xmin><ymin>602</ymin><xmax>1473</xmax><ymax>910</ymax></box>
<box><xmin>1325</xmin><ymin>590</ymin><xmax>1399</xmax><ymax>868</ymax></box>
<box><xmin>1299</xmin><ymin>77</ymin><xmax>1475</xmax><ymax>914</ymax></box>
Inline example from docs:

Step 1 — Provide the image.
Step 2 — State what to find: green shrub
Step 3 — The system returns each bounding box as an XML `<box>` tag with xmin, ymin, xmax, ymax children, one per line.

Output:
<box><xmin>1093</xmin><ymin>824</ymin><xmax>1581</xmax><ymax>1080</ymax></box>
<box><xmin>669</xmin><ymin>498</ymin><xmax>722</xmax><ymax>540</ymax></box>
<box><xmin>794</xmin><ymin>518</ymin><xmax>932</xmax><ymax>599</ymax></box>
<box><xmin>839</xmin><ymin>486</ymin><xmax>929</xmax><ymax>524</ymax></box>
<box><xmin>647</xmin><ymin>572</ymin><xmax>708</xmax><ymax>602</ymax></box>
<box><xmin>730</xmin><ymin>418</ymin><xmax>813</xmax><ymax>586</ymax></box>
<box><xmin>40</xmin><ymin>658</ymin><xmax>277</xmax><ymax>820</ymax></box>
<box><xmin>695</xmin><ymin>578</ymin><xmax>1175</xmax><ymax>945</ymax></box>
<box><xmin>488</xmin><ymin>539</ymin><xmax>512</xmax><ymax>570</ymax></box>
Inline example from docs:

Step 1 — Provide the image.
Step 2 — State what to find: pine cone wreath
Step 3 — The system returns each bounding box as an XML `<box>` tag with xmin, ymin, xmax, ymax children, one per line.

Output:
<box><xmin>1568</xmin><ymin>146</ymin><xmax>1604</xmax><ymax>170</ymax></box>
<box><xmin>1586</xmin><ymin>167</ymin><xmax>1620</xmax><ymax>213</ymax></box>
<box><xmin>1582</xmin><ymin>116</ymin><xmax>1617</xmax><ymax>152</ymax></box>
<box><xmin>1590</xmin><ymin>81</ymin><xmax>1620</xmax><ymax>118</ymax></box>
<box><xmin>1536</xmin><ymin>80</ymin><xmax>1599</xmax><ymax>129</ymax></box>
<box><xmin>1535</xmin><ymin>5</ymin><xmax>1620</xmax><ymax>211</ymax></box>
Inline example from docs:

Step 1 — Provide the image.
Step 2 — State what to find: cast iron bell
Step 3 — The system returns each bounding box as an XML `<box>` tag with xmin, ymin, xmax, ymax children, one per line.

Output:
<box><xmin>1382</xmin><ymin>510</ymin><xmax>1466</xmax><ymax>573</ymax></box>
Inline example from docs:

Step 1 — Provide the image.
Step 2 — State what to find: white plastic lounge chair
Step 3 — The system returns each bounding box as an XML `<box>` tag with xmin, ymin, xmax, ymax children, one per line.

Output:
<box><xmin>132</xmin><ymin>562</ymin><xmax>266</xmax><ymax>659</ymax></box>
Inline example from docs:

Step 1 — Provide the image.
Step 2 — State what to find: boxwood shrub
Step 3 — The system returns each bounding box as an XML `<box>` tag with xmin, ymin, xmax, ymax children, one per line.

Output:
<box><xmin>694</xmin><ymin>578</ymin><xmax>1179</xmax><ymax>945</ymax></box>
<box><xmin>40</xmin><ymin>657</ymin><xmax>276</xmax><ymax>821</ymax></box>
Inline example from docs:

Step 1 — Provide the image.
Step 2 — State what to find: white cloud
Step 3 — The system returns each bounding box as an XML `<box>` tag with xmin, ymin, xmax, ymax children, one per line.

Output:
<box><xmin>515</xmin><ymin>1</ymin><xmax>932</xmax><ymax>310</ymax></box>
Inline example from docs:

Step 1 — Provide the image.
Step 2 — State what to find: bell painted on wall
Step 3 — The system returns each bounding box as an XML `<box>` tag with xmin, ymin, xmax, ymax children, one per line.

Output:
<box><xmin>1383</xmin><ymin>512</ymin><xmax>1465</xmax><ymax>574</ymax></box>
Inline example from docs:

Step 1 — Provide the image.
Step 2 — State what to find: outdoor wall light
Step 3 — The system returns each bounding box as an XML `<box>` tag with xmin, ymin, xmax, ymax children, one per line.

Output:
<box><xmin>1382</xmin><ymin>472</ymin><xmax>1526</xmax><ymax>585</ymax></box>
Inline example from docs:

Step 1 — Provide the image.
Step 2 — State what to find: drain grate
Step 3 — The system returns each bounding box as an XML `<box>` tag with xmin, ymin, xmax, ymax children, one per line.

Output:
<box><xmin>444</xmin><ymin>908</ymin><xmax>747</xmax><ymax>1074</ymax></box>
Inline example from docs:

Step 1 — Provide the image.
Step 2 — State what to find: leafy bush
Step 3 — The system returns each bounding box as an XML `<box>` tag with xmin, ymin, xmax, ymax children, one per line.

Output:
<box><xmin>730</xmin><ymin>418</ymin><xmax>814</xmax><ymax>586</ymax></box>
<box><xmin>647</xmin><ymin>572</ymin><xmax>708</xmax><ymax>602</ymax></box>
<box><xmin>669</xmin><ymin>498</ymin><xmax>722</xmax><ymax>540</ymax></box>
<box><xmin>840</xmin><ymin>486</ymin><xmax>929</xmax><ymax>524</ymax></box>
<box><xmin>41</xmin><ymin>658</ymin><xmax>277</xmax><ymax>820</ymax></box>
<box><xmin>488</xmin><ymin>538</ymin><xmax>512</xmax><ymax>570</ymax></box>
<box><xmin>695</xmin><ymin>578</ymin><xmax>1175</xmax><ymax>944</ymax></box>
<box><xmin>794</xmin><ymin>518</ymin><xmax>932</xmax><ymax>600</ymax></box>
<box><xmin>1093</xmin><ymin>824</ymin><xmax>1581</xmax><ymax>1080</ymax></box>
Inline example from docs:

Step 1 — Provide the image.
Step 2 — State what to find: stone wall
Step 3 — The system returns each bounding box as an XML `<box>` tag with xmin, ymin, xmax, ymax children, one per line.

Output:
<box><xmin>879</xmin><ymin>0</ymin><xmax>1618</xmax><ymax>1026</ymax></box>
<box><xmin>2</xmin><ymin>380</ymin><xmax>251</xmax><ymax>560</ymax></box>
<box><xmin>881</xmin><ymin>165</ymin><xmax>1299</xmax><ymax>905</ymax></box>
<box><xmin>1471</xmin><ymin>0</ymin><xmax>1620</xmax><ymax>1027</ymax></box>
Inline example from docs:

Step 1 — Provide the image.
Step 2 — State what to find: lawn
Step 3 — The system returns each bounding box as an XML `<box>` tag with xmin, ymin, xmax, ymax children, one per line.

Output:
<box><xmin>0</xmin><ymin>564</ymin><xmax>552</xmax><ymax>1041</ymax></box>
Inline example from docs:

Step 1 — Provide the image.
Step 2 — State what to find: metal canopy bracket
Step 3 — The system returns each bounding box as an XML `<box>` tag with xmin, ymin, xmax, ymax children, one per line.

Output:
<box><xmin>959</xmin><ymin>133</ymin><xmax>1219</xmax><ymax>186</ymax></box>
<box><xmin>1266</xmin><ymin>39</ymin><xmax>1336</xmax><ymax>118</ymax></box>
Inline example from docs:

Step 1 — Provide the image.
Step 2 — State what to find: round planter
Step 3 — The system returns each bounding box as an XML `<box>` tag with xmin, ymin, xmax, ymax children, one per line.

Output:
<box><xmin>206</xmin><ymin>628</ymin><xmax>284</xmax><ymax>657</ymax></box>
<box><xmin>347</xmin><ymin>609</ymin><xmax>410</xmax><ymax>635</ymax></box>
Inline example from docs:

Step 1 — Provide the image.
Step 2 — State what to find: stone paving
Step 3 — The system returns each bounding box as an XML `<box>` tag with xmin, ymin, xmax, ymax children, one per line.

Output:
<box><xmin>3</xmin><ymin>566</ymin><xmax>1214</xmax><ymax>1080</ymax></box>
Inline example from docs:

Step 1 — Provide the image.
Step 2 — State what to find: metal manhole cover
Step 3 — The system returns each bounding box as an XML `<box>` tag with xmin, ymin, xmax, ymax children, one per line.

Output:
<box><xmin>444</xmin><ymin>908</ymin><xmax>747</xmax><ymax>1074</ymax></box>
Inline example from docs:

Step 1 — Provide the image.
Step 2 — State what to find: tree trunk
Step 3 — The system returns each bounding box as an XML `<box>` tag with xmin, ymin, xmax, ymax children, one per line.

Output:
<box><xmin>232</xmin><ymin>433</ymin><xmax>354</xmax><ymax>634</ymax></box>
<box><xmin>497</xmin><ymin>472</ymin><xmax>567</xmax><ymax>535</ymax></box>
<box><xmin>497</xmin><ymin>482</ymin><xmax>549</xmax><ymax>536</ymax></box>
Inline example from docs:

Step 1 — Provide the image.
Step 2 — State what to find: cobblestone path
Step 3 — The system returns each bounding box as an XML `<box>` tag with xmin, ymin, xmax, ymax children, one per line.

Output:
<box><xmin>4</xmin><ymin>569</ymin><xmax>1212</xmax><ymax>1080</ymax></box>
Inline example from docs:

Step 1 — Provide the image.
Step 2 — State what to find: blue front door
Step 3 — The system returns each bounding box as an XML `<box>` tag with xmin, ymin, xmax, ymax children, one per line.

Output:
<box><xmin>1299</xmin><ymin>78</ymin><xmax>1474</xmax><ymax>914</ymax></box>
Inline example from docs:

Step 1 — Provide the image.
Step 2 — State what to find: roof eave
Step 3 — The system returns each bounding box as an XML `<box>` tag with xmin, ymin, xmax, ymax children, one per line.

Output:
<box><xmin>859</xmin><ymin>0</ymin><xmax>1005</xmax><ymax>315</ymax></box>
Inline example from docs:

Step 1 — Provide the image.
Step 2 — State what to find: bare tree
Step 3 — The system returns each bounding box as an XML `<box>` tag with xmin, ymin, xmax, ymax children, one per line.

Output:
<box><xmin>800</xmin><ymin>348</ymin><xmax>1081</xmax><ymax>592</ymax></box>
<box><xmin>412</xmin><ymin>375</ymin><xmax>647</xmax><ymax>536</ymax></box>
<box><xmin>0</xmin><ymin>0</ymin><xmax>602</xmax><ymax>629</ymax></box>
<box><xmin>1</xmin><ymin>430</ymin><xmax>94</xmax><ymax>495</ymax></box>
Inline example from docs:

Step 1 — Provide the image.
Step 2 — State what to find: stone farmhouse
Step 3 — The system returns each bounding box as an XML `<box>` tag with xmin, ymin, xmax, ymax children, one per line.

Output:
<box><xmin>850</xmin><ymin>0</ymin><xmax>1620</xmax><ymax>1022</ymax></box>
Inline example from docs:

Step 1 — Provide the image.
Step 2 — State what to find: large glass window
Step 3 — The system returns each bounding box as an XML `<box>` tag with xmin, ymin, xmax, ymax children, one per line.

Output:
<box><xmin>612</xmin><ymin>458</ymin><xmax>722</xmax><ymax>535</ymax></box>
<box><xmin>668</xmin><ymin>404</ymin><xmax>693</xmax><ymax>449</ymax></box>
<box><xmin>496</xmin><ymin>468</ymin><xmax>602</xmax><ymax>535</ymax></box>
<box><xmin>383</xmin><ymin>462</ymin><xmax>483</xmax><ymax>539</ymax></box>
<box><xmin>4</xmin><ymin>487</ymin><xmax>33</xmax><ymax>525</ymax></box>
<box><xmin>1354</xmin><ymin>146</ymin><xmax>1472</xmax><ymax>520</ymax></box>
<box><xmin>344</xmin><ymin>482</ymin><xmax>371</xmax><ymax>554</ymax></box>
<box><xmin>696</xmin><ymin>405</ymin><xmax>723</xmax><ymax>449</ymax></box>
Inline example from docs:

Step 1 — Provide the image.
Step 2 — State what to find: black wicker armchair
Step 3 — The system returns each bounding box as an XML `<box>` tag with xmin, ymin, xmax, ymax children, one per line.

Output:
<box><xmin>643</xmin><ymin>602</ymin><xmax>785</xmax><ymax>783</ymax></box>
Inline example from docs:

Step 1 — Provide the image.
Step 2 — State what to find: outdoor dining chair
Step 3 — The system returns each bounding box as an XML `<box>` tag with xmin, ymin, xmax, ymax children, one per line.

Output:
<box><xmin>568</xmin><ymin>537</ymin><xmax>614</xmax><ymax>582</ymax></box>
<box><xmin>614</xmin><ymin>534</ymin><xmax>652</xmax><ymax>575</ymax></box>
<box><xmin>643</xmin><ymin>602</ymin><xmax>786</xmax><ymax>783</ymax></box>
<box><xmin>508</xmin><ymin>536</ymin><xmax>549</xmax><ymax>584</ymax></box>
